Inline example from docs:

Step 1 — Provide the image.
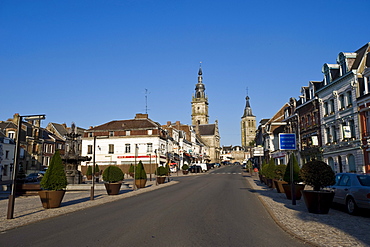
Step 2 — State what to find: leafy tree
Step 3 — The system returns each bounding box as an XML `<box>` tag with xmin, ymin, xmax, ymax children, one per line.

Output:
<box><xmin>283</xmin><ymin>153</ymin><xmax>302</xmax><ymax>184</ymax></box>
<box><xmin>300</xmin><ymin>160</ymin><xmax>335</xmax><ymax>191</ymax></box>
<box><xmin>102</xmin><ymin>166</ymin><xmax>124</xmax><ymax>183</ymax></box>
<box><xmin>86</xmin><ymin>166</ymin><xmax>93</xmax><ymax>176</ymax></box>
<box><xmin>40</xmin><ymin>150</ymin><xmax>68</xmax><ymax>190</ymax></box>
<box><xmin>135</xmin><ymin>161</ymin><xmax>147</xmax><ymax>180</ymax></box>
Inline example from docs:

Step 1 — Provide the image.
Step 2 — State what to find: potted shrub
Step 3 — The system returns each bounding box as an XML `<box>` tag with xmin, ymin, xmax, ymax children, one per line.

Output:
<box><xmin>273</xmin><ymin>164</ymin><xmax>287</xmax><ymax>193</ymax></box>
<box><xmin>282</xmin><ymin>153</ymin><xmax>305</xmax><ymax>200</ymax></box>
<box><xmin>102</xmin><ymin>165</ymin><xmax>124</xmax><ymax>195</ymax></box>
<box><xmin>181</xmin><ymin>164</ymin><xmax>189</xmax><ymax>175</ymax></box>
<box><xmin>155</xmin><ymin>166</ymin><xmax>167</xmax><ymax>184</ymax></box>
<box><xmin>300</xmin><ymin>160</ymin><xmax>336</xmax><ymax>214</ymax></box>
<box><xmin>259</xmin><ymin>162</ymin><xmax>268</xmax><ymax>184</ymax></box>
<box><xmin>128</xmin><ymin>164</ymin><xmax>134</xmax><ymax>178</ymax></box>
<box><xmin>265</xmin><ymin>159</ymin><xmax>276</xmax><ymax>188</ymax></box>
<box><xmin>39</xmin><ymin>150</ymin><xmax>68</xmax><ymax>209</ymax></box>
<box><xmin>86</xmin><ymin>165</ymin><xmax>93</xmax><ymax>180</ymax></box>
<box><xmin>135</xmin><ymin>161</ymin><xmax>147</xmax><ymax>188</ymax></box>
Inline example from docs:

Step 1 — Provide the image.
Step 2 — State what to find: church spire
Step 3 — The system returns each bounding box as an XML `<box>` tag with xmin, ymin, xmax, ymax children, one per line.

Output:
<box><xmin>242</xmin><ymin>94</ymin><xmax>254</xmax><ymax>118</ymax></box>
<box><xmin>195</xmin><ymin>63</ymin><xmax>205</xmax><ymax>99</ymax></box>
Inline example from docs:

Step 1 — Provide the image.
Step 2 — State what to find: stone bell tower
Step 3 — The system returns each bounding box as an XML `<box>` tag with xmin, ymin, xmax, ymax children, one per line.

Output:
<box><xmin>241</xmin><ymin>94</ymin><xmax>256</xmax><ymax>147</ymax></box>
<box><xmin>191</xmin><ymin>65</ymin><xmax>209</xmax><ymax>126</ymax></box>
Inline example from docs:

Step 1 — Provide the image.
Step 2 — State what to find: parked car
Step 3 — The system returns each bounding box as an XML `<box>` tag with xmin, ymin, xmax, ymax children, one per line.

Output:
<box><xmin>188</xmin><ymin>165</ymin><xmax>202</xmax><ymax>173</ymax></box>
<box><xmin>25</xmin><ymin>173</ymin><xmax>40</xmax><ymax>182</ymax></box>
<box><xmin>331</xmin><ymin>173</ymin><xmax>370</xmax><ymax>214</ymax></box>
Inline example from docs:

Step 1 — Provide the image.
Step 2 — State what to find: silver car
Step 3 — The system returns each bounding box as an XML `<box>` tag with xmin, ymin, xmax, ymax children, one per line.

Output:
<box><xmin>331</xmin><ymin>173</ymin><xmax>370</xmax><ymax>214</ymax></box>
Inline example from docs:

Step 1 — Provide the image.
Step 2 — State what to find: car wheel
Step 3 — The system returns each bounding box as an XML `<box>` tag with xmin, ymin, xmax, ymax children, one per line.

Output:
<box><xmin>346</xmin><ymin>197</ymin><xmax>358</xmax><ymax>215</ymax></box>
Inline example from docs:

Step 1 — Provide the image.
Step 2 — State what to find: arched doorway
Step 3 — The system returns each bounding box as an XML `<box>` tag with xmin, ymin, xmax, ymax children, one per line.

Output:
<box><xmin>347</xmin><ymin>154</ymin><xmax>356</xmax><ymax>173</ymax></box>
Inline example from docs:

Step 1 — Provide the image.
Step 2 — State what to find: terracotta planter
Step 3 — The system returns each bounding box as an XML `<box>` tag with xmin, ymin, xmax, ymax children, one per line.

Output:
<box><xmin>86</xmin><ymin>175</ymin><xmax>92</xmax><ymax>180</ymax></box>
<box><xmin>104</xmin><ymin>183</ymin><xmax>122</xmax><ymax>195</ymax></box>
<box><xmin>302</xmin><ymin>190</ymin><xmax>335</xmax><ymax>214</ymax></box>
<box><xmin>282</xmin><ymin>184</ymin><xmax>305</xmax><ymax>200</ymax></box>
<box><xmin>274</xmin><ymin>180</ymin><xmax>288</xmax><ymax>193</ymax></box>
<box><xmin>38</xmin><ymin>190</ymin><xmax>66</xmax><ymax>209</ymax></box>
<box><xmin>156</xmin><ymin>177</ymin><xmax>166</xmax><ymax>184</ymax></box>
<box><xmin>135</xmin><ymin>179</ymin><xmax>147</xmax><ymax>188</ymax></box>
<box><xmin>182</xmin><ymin>170</ymin><xmax>189</xmax><ymax>175</ymax></box>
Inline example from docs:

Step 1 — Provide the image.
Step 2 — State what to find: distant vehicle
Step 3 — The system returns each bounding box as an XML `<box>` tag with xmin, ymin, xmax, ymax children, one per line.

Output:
<box><xmin>331</xmin><ymin>173</ymin><xmax>370</xmax><ymax>214</ymax></box>
<box><xmin>188</xmin><ymin>165</ymin><xmax>202</xmax><ymax>173</ymax></box>
<box><xmin>195</xmin><ymin>163</ymin><xmax>208</xmax><ymax>172</ymax></box>
<box><xmin>25</xmin><ymin>173</ymin><xmax>40</xmax><ymax>182</ymax></box>
<box><xmin>233</xmin><ymin>162</ymin><xmax>241</xmax><ymax>166</ymax></box>
<box><xmin>214</xmin><ymin>163</ymin><xmax>221</xmax><ymax>168</ymax></box>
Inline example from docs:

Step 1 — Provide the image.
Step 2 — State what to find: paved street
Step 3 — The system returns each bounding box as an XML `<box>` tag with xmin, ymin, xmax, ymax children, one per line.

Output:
<box><xmin>0</xmin><ymin>166</ymin><xmax>308</xmax><ymax>247</ymax></box>
<box><xmin>0</xmin><ymin>166</ymin><xmax>369</xmax><ymax>246</ymax></box>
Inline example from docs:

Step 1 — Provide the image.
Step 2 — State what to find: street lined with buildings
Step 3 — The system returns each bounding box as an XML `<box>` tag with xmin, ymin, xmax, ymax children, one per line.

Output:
<box><xmin>1</xmin><ymin>168</ymin><xmax>369</xmax><ymax>246</ymax></box>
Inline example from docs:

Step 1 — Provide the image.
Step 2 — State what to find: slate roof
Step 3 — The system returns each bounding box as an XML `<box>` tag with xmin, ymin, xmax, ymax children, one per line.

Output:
<box><xmin>198</xmin><ymin>124</ymin><xmax>216</xmax><ymax>136</ymax></box>
<box><xmin>89</xmin><ymin>118</ymin><xmax>160</xmax><ymax>131</ymax></box>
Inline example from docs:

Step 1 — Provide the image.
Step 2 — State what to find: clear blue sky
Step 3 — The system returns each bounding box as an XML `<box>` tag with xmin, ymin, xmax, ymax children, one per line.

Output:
<box><xmin>1</xmin><ymin>0</ymin><xmax>369</xmax><ymax>146</ymax></box>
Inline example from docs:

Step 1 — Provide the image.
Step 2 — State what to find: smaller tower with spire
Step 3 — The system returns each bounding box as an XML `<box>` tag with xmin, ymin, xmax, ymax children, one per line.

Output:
<box><xmin>241</xmin><ymin>91</ymin><xmax>256</xmax><ymax>147</ymax></box>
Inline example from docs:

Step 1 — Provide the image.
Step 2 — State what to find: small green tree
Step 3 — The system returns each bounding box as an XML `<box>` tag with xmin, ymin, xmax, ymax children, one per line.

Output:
<box><xmin>275</xmin><ymin>164</ymin><xmax>287</xmax><ymax>180</ymax></box>
<box><xmin>165</xmin><ymin>163</ymin><xmax>170</xmax><ymax>175</ymax></box>
<box><xmin>155</xmin><ymin>166</ymin><xmax>167</xmax><ymax>176</ymax></box>
<box><xmin>181</xmin><ymin>164</ymin><xmax>189</xmax><ymax>170</ymax></box>
<box><xmin>129</xmin><ymin>164</ymin><xmax>134</xmax><ymax>174</ymax></box>
<box><xmin>102</xmin><ymin>166</ymin><xmax>124</xmax><ymax>183</ymax></box>
<box><xmin>300</xmin><ymin>160</ymin><xmax>335</xmax><ymax>191</ymax></box>
<box><xmin>86</xmin><ymin>166</ymin><xmax>93</xmax><ymax>176</ymax></box>
<box><xmin>259</xmin><ymin>162</ymin><xmax>268</xmax><ymax>176</ymax></box>
<box><xmin>94</xmin><ymin>164</ymin><xmax>100</xmax><ymax>174</ymax></box>
<box><xmin>135</xmin><ymin>161</ymin><xmax>147</xmax><ymax>180</ymax></box>
<box><xmin>265</xmin><ymin>159</ymin><xmax>276</xmax><ymax>179</ymax></box>
<box><xmin>40</xmin><ymin>150</ymin><xmax>68</xmax><ymax>190</ymax></box>
<box><xmin>283</xmin><ymin>153</ymin><xmax>302</xmax><ymax>184</ymax></box>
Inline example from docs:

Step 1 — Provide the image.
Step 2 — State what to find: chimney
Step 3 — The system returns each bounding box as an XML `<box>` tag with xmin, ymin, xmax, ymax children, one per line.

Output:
<box><xmin>135</xmin><ymin>113</ymin><xmax>148</xmax><ymax>119</ymax></box>
<box><xmin>167</xmin><ymin>121</ymin><xmax>171</xmax><ymax>126</ymax></box>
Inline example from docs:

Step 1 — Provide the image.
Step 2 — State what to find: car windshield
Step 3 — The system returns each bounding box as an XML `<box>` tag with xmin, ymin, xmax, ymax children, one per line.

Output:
<box><xmin>357</xmin><ymin>175</ymin><xmax>370</xmax><ymax>186</ymax></box>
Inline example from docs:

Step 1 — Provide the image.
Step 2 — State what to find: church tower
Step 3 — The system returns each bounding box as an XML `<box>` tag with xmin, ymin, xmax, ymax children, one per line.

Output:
<box><xmin>241</xmin><ymin>94</ymin><xmax>256</xmax><ymax>147</ymax></box>
<box><xmin>191</xmin><ymin>65</ymin><xmax>209</xmax><ymax>126</ymax></box>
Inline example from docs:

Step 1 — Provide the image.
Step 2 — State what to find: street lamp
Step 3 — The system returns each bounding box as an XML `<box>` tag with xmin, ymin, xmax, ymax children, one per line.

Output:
<box><xmin>7</xmin><ymin>114</ymin><xmax>45</xmax><ymax>219</ymax></box>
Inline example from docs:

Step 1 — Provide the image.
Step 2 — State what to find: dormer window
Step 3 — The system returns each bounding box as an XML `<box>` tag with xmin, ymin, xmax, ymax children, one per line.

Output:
<box><xmin>109</xmin><ymin>131</ymin><xmax>114</xmax><ymax>136</ymax></box>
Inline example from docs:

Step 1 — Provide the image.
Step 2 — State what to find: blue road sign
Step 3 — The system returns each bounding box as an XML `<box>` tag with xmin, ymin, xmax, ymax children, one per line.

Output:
<box><xmin>279</xmin><ymin>133</ymin><xmax>296</xmax><ymax>150</ymax></box>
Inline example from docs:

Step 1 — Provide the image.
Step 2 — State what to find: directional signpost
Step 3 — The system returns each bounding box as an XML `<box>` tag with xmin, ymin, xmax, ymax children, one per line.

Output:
<box><xmin>279</xmin><ymin>133</ymin><xmax>296</xmax><ymax>150</ymax></box>
<box><xmin>279</xmin><ymin>133</ymin><xmax>297</xmax><ymax>205</ymax></box>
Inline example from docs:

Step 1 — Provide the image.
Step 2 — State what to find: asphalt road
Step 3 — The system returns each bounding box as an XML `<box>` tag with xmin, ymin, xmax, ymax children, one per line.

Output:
<box><xmin>0</xmin><ymin>166</ymin><xmax>310</xmax><ymax>247</ymax></box>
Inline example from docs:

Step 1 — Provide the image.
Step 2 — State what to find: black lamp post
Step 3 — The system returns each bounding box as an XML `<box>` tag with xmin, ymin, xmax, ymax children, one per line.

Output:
<box><xmin>7</xmin><ymin>114</ymin><xmax>45</xmax><ymax>219</ymax></box>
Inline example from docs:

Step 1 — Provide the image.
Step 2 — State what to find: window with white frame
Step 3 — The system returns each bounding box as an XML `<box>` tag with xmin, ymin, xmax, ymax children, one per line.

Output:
<box><xmin>126</xmin><ymin>130</ymin><xmax>130</xmax><ymax>136</ymax></box>
<box><xmin>331</xmin><ymin>126</ymin><xmax>337</xmax><ymax>142</ymax></box>
<box><xmin>109</xmin><ymin>144</ymin><xmax>114</xmax><ymax>154</ymax></box>
<box><xmin>7</xmin><ymin>131</ymin><xmax>15</xmax><ymax>139</ymax></box>
<box><xmin>87</xmin><ymin>145</ymin><xmax>93</xmax><ymax>154</ymax></box>
<box><xmin>326</xmin><ymin>127</ymin><xmax>331</xmax><ymax>143</ymax></box>
<box><xmin>324</xmin><ymin>102</ymin><xmax>329</xmax><ymax>116</ymax></box>
<box><xmin>365</xmin><ymin>111</ymin><xmax>370</xmax><ymax>136</ymax></box>
<box><xmin>339</xmin><ymin>94</ymin><xmax>345</xmax><ymax>109</ymax></box>
<box><xmin>347</xmin><ymin>91</ymin><xmax>352</xmax><ymax>107</ymax></box>
<box><xmin>330</xmin><ymin>99</ymin><xmax>335</xmax><ymax>114</ymax></box>
<box><xmin>125</xmin><ymin>144</ymin><xmax>131</xmax><ymax>153</ymax></box>
<box><xmin>147</xmin><ymin>143</ymin><xmax>153</xmax><ymax>153</ymax></box>
<box><xmin>349</xmin><ymin>120</ymin><xmax>355</xmax><ymax>139</ymax></box>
